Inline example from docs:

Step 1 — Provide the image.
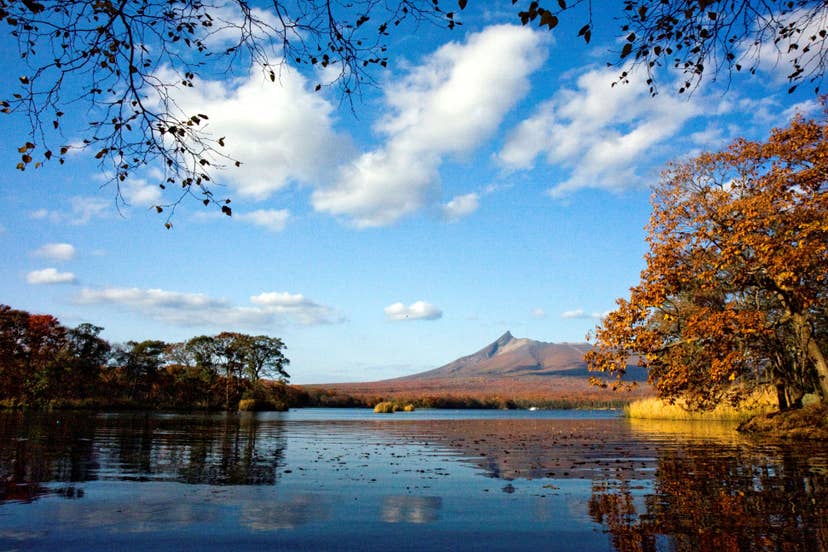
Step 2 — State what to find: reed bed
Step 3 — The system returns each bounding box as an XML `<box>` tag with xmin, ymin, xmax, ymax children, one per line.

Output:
<box><xmin>625</xmin><ymin>390</ymin><xmax>778</xmax><ymax>423</ymax></box>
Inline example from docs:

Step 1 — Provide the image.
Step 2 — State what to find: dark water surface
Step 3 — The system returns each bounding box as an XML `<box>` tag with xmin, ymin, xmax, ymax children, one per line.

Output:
<box><xmin>1</xmin><ymin>409</ymin><xmax>826</xmax><ymax>551</ymax></box>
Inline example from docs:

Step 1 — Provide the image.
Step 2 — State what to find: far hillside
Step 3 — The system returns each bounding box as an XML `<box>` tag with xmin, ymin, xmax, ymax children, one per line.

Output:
<box><xmin>304</xmin><ymin>332</ymin><xmax>651</xmax><ymax>408</ymax></box>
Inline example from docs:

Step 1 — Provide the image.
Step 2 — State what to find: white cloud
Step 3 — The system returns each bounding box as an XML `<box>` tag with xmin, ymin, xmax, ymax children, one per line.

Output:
<box><xmin>561</xmin><ymin>309</ymin><xmax>608</xmax><ymax>320</ymax></box>
<box><xmin>33</xmin><ymin>243</ymin><xmax>76</xmax><ymax>262</ymax></box>
<box><xmin>530</xmin><ymin>307</ymin><xmax>546</xmax><ymax>319</ymax></box>
<box><xmin>250</xmin><ymin>292</ymin><xmax>340</xmax><ymax>325</ymax></box>
<box><xmin>748</xmin><ymin>7</ymin><xmax>828</xmax><ymax>83</ymax></box>
<box><xmin>384</xmin><ymin>301</ymin><xmax>443</xmax><ymax>321</ymax></box>
<box><xmin>312</xmin><ymin>25</ymin><xmax>546</xmax><ymax>227</ymax></box>
<box><xmin>236</xmin><ymin>209</ymin><xmax>290</xmax><ymax>232</ymax></box>
<box><xmin>497</xmin><ymin>65</ymin><xmax>700</xmax><ymax>196</ymax></box>
<box><xmin>156</xmin><ymin>65</ymin><xmax>351</xmax><ymax>201</ymax></box>
<box><xmin>26</xmin><ymin>268</ymin><xmax>77</xmax><ymax>285</ymax></box>
<box><xmin>120</xmin><ymin>178</ymin><xmax>163</xmax><ymax>207</ymax></box>
<box><xmin>441</xmin><ymin>193</ymin><xmax>480</xmax><ymax>222</ymax></box>
<box><xmin>30</xmin><ymin>197</ymin><xmax>110</xmax><ymax>225</ymax></box>
<box><xmin>76</xmin><ymin>286</ymin><xmax>341</xmax><ymax>327</ymax></box>
<box><xmin>782</xmin><ymin>99</ymin><xmax>822</xmax><ymax>122</ymax></box>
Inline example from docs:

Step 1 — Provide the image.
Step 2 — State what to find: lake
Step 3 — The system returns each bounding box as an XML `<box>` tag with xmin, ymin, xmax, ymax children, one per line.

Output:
<box><xmin>1</xmin><ymin>409</ymin><xmax>826</xmax><ymax>551</ymax></box>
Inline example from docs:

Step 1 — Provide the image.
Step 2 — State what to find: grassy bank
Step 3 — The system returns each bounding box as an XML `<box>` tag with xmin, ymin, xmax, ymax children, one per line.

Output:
<box><xmin>624</xmin><ymin>393</ymin><xmax>777</xmax><ymax>423</ymax></box>
<box><xmin>738</xmin><ymin>403</ymin><xmax>828</xmax><ymax>439</ymax></box>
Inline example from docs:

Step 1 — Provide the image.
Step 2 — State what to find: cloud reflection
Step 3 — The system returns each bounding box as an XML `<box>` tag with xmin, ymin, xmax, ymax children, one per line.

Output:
<box><xmin>381</xmin><ymin>495</ymin><xmax>442</xmax><ymax>524</ymax></box>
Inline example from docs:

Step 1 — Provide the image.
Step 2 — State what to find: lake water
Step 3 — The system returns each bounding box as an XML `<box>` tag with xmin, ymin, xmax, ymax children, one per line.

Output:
<box><xmin>1</xmin><ymin>409</ymin><xmax>826</xmax><ymax>551</ymax></box>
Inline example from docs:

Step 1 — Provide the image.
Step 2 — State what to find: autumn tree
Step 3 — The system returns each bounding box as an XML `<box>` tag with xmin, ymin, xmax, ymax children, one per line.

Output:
<box><xmin>0</xmin><ymin>304</ymin><xmax>31</xmax><ymax>400</ymax></box>
<box><xmin>587</xmin><ymin>111</ymin><xmax>828</xmax><ymax>410</ymax></box>
<box><xmin>4</xmin><ymin>0</ymin><xmax>828</xmax><ymax>219</ymax></box>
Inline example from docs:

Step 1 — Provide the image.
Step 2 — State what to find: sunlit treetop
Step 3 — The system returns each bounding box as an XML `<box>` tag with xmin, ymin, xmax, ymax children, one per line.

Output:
<box><xmin>586</xmin><ymin>108</ymin><xmax>828</xmax><ymax>410</ymax></box>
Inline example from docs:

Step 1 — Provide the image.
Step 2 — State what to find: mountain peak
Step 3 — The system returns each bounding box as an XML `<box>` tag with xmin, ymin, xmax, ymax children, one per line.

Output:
<box><xmin>496</xmin><ymin>331</ymin><xmax>514</xmax><ymax>344</ymax></box>
<box><xmin>395</xmin><ymin>333</ymin><xmax>596</xmax><ymax>381</ymax></box>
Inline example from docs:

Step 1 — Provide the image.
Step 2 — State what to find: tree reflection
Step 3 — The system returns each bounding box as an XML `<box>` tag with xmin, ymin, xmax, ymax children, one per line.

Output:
<box><xmin>589</xmin><ymin>444</ymin><xmax>828</xmax><ymax>551</ymax></box>
<box><xmin>0</xmin><ymin>412</ymin><xmax>288</xmax><ymax>503</ymax></box>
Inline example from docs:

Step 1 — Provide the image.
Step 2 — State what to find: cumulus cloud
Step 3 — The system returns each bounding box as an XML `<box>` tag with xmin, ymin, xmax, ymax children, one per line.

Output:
<box><xmin>120</xmin><ymin>178</ymin><xmax>163</xmax><ymax>207</ymax></box>
<box><xmin>249</xmin><ymin>291</ymin><xmax>342</xmax><ymax>325</ymax></box>
<box><xmin>441</xmin><ymin>193</ymin><xmax>480</xmax><ymax>222</ymax></box>
<box><xmin>26</xmin><ymin>268</ymin><xmax>77</xmax><ymax>285</ymax></box>
<box><xmin>384</xmin><ymin>301</ymin><xmax>443</xmax><ymax>321</ymax></box>
<box><xmin>33</xmin><ymin>243</ymin><xmax>76</xmax><ymax>262</ymax></box>
<box><xmin>76</xmin><ymin>286</ymin><xmax>342</xmax><ymax>327</ymax></box>
<box><xmin>530</xmin><ymin>308</ymin><xmax>546</xmax><ymax>319</ymax></box>
<box><xmin>312</xmin><ymin>25</ymin><xmax>546</xmax><ymax>227</ymax></box>
<box><xmin>561</xmin><ymin>309</ymin><xmax>608</xmax><ymax>320</ymax></box>
<box><xmin>497</xmin><ymin>65</ymin><xmax>700</xmax><ymax>196</ymax></box>
<box><xmin>156</xmin><ymin>65</ymin><xmax>351</xmax><ymax>201</ymax></box>
<box><xmin>236</xmin><ymin>209</ymin><xmax>290</xmax><ymax>232</ymax></box>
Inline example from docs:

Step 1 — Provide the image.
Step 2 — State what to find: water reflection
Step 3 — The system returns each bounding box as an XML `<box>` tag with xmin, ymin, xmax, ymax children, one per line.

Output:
<box><xmin>0</xmin><ymin>411</ymin><xmax>287</xmax><ymax>502</ymax></box>
<box><xmin>381</xmin><ymin>495</ymin><xmax>442</xmax><ymax>524</ymax></box>
<box><xmin>374</xmin><ymin>417</ymin><xmax>828</xmax><ymax>550</ymax></box>
<box><xmin>589</xmin><ymin>443</ymin><xmax>828</xmax><ymax>551</ymax></box>
<box><xmin>1</xmin><ymin>411</ymin><xmax>827</xmax><ymax>551</ymax></box>
<box><xmin>240</xmin><ymin>493</ymin><xmax>331</xmax><ymax>531</ymax></box>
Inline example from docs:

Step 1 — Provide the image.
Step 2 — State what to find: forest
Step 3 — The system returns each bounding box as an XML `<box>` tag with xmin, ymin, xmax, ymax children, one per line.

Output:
<box><xmin>0</xmin><ymin>304</ymin><xmax>308</xmax><ymax>410</ymax></box>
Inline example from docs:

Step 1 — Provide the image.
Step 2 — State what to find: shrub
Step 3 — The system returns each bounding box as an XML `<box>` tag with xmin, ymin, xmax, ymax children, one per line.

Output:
<box><xmin>373</xmin><ymin>401</ymin><xmax>397</xmax><ymax>413</ymax></box>
<box><xmin>238</xmin><ymin>398</ymin><xmax>287</xmax><ymax>412</ymax></box>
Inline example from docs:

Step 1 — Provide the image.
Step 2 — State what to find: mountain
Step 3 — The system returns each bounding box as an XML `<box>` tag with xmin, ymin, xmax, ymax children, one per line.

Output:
<box><xmin>397</xmin><ymin>331</ymin><xmax>599</xmax><ymax>380</ymax></box>
<box><xmin>307</xmin><ymin>332</ymin><xmax>650</xmax><ymax>404</ymax></box>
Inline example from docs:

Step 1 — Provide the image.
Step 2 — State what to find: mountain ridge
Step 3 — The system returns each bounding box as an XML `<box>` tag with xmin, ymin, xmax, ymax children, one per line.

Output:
<box><xmin>393</xmin><ymin>331</ymin><xmax>605</xmax><ymax>381</ymax></box>
<box><xmin>306</xmin><ymin>331</ymin><xmax>651</xmax><ymax>404</ymax></box>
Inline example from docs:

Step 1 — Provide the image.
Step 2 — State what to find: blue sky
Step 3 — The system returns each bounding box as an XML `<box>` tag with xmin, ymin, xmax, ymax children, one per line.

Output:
<box><xmin>0</xmin><ymin>1</ymin><xmax>821</xmax><ymax>383</ymax></box>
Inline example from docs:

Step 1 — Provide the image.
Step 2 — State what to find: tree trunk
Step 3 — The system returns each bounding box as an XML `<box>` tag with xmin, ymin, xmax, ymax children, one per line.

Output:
<box><xmin>792</xmin><ymin>312</ymin><xmax>828</xmax><ymax>401</ymax></box>
<box><xmin>775</xmin><ymin>381</ymin><xmax>789</xmax><ymax>410</ymax></box>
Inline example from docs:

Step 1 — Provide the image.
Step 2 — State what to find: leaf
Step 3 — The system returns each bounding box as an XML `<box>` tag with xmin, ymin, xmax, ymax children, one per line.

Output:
<box><xmin>558</xmin><ymin>0</ymin><xmax>566</xmax><ymax>8</ymax></box>
<box><xmin>458</xmin><ymin>0</ymin><xmax>467</xmax><ymax>9</ymax></box>
<box><xmin>221</xmin><ymin>205</ymin><xmax>232</xmax><ymax>216</ymax></box>
<box><xmin>540</xmin><ymin>12</ymin><xmax>558</xmax><ymax>30</ymax></box>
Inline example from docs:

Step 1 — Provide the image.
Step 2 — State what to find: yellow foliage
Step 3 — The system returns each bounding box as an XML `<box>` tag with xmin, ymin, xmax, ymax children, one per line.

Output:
<box><xmin>625</xmin><ymin>389</ymin><xmax>776</xmax><ymax>423</ymax></box>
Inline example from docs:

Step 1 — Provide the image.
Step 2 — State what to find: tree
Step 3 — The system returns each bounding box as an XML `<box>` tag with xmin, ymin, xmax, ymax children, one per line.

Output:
<box><xmin>239</xmin><ymin>334</ymin><xmax>289</xmax><ymax>383</ymax></box>
<box><xmin>4</xmin><ymin>0</ymin><xmax>828</xmax><ymax>220</ymax></box>
<box><xmin>63</xmin><ymin>322</ymin><xmax>111</xmax><ymax>397</ymax></box>
<box><xmin>112</xmin><ymin>339</ymin><xmax>167</xmax><ymax>400</ymax></box>
<box><xmin>586</xmin><ymin>110</ymin><xmax>828</xmax><ymax>410</ymax></box>
<box><xmin>0</xmin><ymin>304</ymin><xmax>31</xmax><ymax>399</ymax></box>
<box><xmin>493</xmin><ymin>1</ymin><xmax>828</xmax><ymax>95</ymax></box>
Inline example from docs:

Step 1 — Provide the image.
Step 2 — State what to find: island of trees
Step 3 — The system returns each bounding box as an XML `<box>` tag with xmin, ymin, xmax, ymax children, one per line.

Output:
<box><xmin>0</xmin><ymin>304</ymin><xmax>305</xmax><ymax>410</ymax></box>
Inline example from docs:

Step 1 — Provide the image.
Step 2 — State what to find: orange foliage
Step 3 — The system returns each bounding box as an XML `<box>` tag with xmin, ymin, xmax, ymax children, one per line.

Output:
<box><xmin>588</xmin><ymin>109</ymin><xmax>828</xmax><ymax>409</ymax></box>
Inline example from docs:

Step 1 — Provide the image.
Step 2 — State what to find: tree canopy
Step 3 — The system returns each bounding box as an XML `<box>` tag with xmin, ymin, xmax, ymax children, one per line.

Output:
<box><xmin>586</xmin><ymin>109</ymin><xmax>828</xmax><ymax>410</ymax></box>
<box><xmin>3</xmin><ymin>0</ymin><xmax>828</xmax><ymax>220</ymax></box>
<box><xmin>0</xmin><ymin>303</ymin><xmax>291</xmax><ymax>409</ymax></box>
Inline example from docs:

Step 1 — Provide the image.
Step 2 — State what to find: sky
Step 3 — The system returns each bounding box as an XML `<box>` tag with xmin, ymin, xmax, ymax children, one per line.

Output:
<box><xmin>0</xmin><ymin>1</ymin><xmax>822</xmax><ymax>383</ymax></box>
